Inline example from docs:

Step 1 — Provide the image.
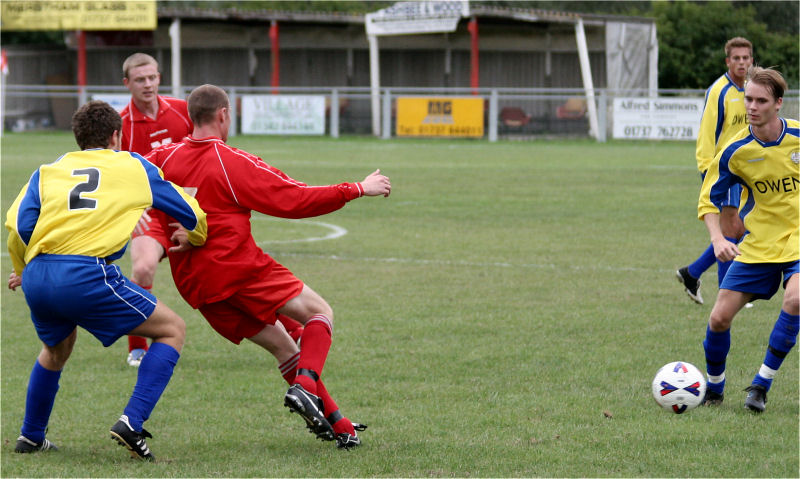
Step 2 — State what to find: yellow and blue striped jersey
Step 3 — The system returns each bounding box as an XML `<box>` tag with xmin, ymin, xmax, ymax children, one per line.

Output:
<box><xmin>6</xmin><ymin>148</ymin><xmax>207</xmax><ymax>274</ymax></box>
<box><xmin>696</xmin><ymin>73</ymin><xmax>749</xmax><ymax>173</ymax></box>
<box><xmin>698</xmin><ymin>118</ymin><xmax>800</xmax><ymax>263</ymax></box>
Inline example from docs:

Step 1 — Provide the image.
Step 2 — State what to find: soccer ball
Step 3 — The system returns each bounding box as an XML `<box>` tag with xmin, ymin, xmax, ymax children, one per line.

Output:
<box><xmin>651</xmin><ymin>361</ymin><xmax>707</xmax><ymax>414</ymax></box>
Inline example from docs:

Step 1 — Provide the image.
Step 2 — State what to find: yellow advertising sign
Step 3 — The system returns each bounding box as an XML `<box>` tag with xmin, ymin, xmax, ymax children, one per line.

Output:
<box><xmin>396</xmin><ymin>97</ymin><xmax>484</xmax><ymax>138</ymax></box>
<box><xmin>1</xmin><ymin>1</ymin><xmax>157</xmax><ymax>31</ymax></box>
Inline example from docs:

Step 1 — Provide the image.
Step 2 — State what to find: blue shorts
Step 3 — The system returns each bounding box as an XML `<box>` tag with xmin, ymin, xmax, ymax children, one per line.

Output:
<box><xmin>701</xmin><ymin>171</ymin><xmax>742</xmax><ymax>209</ymax></box>
<box><xmin>22</xmin><ymin>254</ymin><xmax>157</xmax><ymax>347</ymax></box>
<box><xmin>720</xmin><ymin>260</ymin><xmax>799</xmax><ymax>301</ymax></box>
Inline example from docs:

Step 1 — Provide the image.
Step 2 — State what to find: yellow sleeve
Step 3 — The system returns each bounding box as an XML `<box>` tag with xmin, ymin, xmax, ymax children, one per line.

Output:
<box><xmin>5</xmin><ymin>183</ymin><xmax>30</xmax><ymax>274</ymax></box>
<box><xmin>168</xmin><ymin>182</ymin><xmax>207</xmax><ymax>247</ymax></box>
<box><xmin>695</xmin><ymin>87</ymin><xmax>721</xmax><ymax>174</ymax></box>
<box><xmin>180</xmin><ymin>188</ymin><xmax>207</xmax><ymax>247</ymax></box>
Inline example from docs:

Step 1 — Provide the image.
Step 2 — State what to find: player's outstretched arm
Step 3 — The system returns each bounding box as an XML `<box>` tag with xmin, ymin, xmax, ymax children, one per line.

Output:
<box><xmin>360</xmin><ymin>169</ymin><xmax>391</xmax><ymax>197</ymax></box>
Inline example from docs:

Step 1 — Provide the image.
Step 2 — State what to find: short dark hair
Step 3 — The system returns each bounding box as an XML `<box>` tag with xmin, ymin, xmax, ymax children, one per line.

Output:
<box><xmin>72</xmin><ymin>100</ymin><xmax>121</xmax><ymax>150</ymax></box>
<box><xmin>187</xmin><ymin>84</ymin><xmax>229</xmax><ymax>126</ymax></box>
<box><xmin>747</xmin><ymin>66</ymin><xmax>787</xmax><ymax>101</ymax></box>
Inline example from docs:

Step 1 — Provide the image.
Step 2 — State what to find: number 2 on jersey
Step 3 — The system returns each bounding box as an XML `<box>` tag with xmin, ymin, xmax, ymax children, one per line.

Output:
<box><xmin>69</xmin><ymin>168</ymin><xmax>100</xmax><ymax>210</ymax></box>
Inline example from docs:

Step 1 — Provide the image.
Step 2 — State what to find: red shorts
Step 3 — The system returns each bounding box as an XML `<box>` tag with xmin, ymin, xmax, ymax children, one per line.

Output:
<box><xmin>130</xmin><ymin>209</ymin><xmax>173</xmax><ymax>258</ymax></box>
<box><xmin>198</xmin><ymin>263</ymin><xmax>304</xmax><ymax>344</ymax></box>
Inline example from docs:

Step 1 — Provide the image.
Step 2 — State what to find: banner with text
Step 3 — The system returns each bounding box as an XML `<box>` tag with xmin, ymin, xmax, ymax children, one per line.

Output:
<box><xmin>242</xmin><ymin>95</ymin><xmax>326</xmax><ymax>135</ymax></box>
<box><xmin>396</xmin><ymin>97</ymin><xmax>484</xmax><ymax>138</ymax></box>
<box><xmin>365</xmin><ymin>1</ymin><xmax>469</xmax><ymax>36</ymax></box>
<box><xmin>1</xmin><ymin>1</ymin><xmax>157</xmax><ymax>30</ymax></box>
<box><xmin>613</xmin><ymin>97</ymin><xmax>704</xmax><ymax>140</ymax></box>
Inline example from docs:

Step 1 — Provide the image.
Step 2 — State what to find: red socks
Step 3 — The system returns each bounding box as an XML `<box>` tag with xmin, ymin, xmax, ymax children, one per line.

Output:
<box><xmin>128</xmin><ymin>335</ymin><xmax>148</xmax><ymax>351</ymax></box>
<box><xmin>294</xmin><ymin>315</ymin><xmax>332</xmax><ymax>395</ymax></box>
<box><xmin>316</xmin><ymin>380</ymin><xmax>355</xmax><ymax>436</ymax></box>
<box><xmin>279</xmin><ymin>352</ymin><xmax>300</xmax><ymax>384</ymax></box>
<box><xmin>277</xmin><ymin>314</ymin><xmax>304</xmax><ymax>343</ymax></box>
<box><xmin>278</xmin><ymin>351</ymin><xmax>354</xmax><ymax>436</ymax></box>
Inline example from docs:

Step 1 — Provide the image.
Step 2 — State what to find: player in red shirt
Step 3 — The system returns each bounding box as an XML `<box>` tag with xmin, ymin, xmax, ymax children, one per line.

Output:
<box><xmin>146</xmin><ymin>84</ymin><xmax>390</xmax><ymax>448</ymax></box>
<box><xmin>119</xmin><ymin>54</ymin><xmax>307</xmax><ymax>367</ymax></box>
<box><xmin>119</xmin><ymin>53</ymin><xmax>193</xmax><ymax>367</ymax></box>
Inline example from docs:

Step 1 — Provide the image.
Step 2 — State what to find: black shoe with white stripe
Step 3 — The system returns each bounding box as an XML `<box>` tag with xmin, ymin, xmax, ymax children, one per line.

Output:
<box><xmin>15</xmin><ymin>435</ymin><xmax>58</xmax><ymax>453</ymax></box>
<box><xmin>284</xmin><ymin>384</ymin><xmax>334</xmax><ymax>440</ymax></box>
<box><xmin>110</xmin><ymin>415</ymin><xmax>155</xmax><ymax>461</ymax></box>
<box><xmin>676</xmin><ymin>267</ymin><xmax>703</xmax><ymax>305</ymax></box>
<box><xmin>336</xmin><ymin>423</ymin><xmax>367</xmax><ymax>450</ymax></box>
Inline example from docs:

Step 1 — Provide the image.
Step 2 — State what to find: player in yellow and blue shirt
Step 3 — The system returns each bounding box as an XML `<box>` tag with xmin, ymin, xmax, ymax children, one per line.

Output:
<box><xmin>677</xmin><ymin>37</ymin><xmax>753</xmax><ymax>305</ymax></box>
<box><xmin>5</xmin><ymin>100</ymin><xmax>206</xmax><ymax>460</ymax></box>
<box><xmin>697</xmin><ymin>67</ymin><xmax>799</xmax><ymax>413</ymax></box>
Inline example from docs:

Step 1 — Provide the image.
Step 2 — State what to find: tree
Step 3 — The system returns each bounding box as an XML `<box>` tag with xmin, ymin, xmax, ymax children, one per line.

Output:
<box><xmin>654</xmin><ymin>1</ymin><xmax>798</xmax><ymax>88</ymax></box>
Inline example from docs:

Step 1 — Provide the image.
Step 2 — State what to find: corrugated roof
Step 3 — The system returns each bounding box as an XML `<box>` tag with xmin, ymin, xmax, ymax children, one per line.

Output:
<box><xmin>156</xmin><ymin>4</ymin><xmax>654</xmax><ymax>26</ymax></box>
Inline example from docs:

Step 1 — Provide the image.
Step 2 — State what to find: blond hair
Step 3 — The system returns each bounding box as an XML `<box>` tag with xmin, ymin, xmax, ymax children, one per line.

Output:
<box><xmin>122</xmin><ymin>52</ymin><xmax>158</xmax><ymax>79</ymax></box>
<box><xmin>747</xmin><ymin>66</ymin><xmax>787</xmax><ymax>101</ymax></box>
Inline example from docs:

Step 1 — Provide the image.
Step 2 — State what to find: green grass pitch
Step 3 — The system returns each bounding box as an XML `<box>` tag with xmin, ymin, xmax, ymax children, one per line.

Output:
<box><xmin>1</xmin><ymin>132</ymin><xmax>797</xmax><ymax>477</ymax></box>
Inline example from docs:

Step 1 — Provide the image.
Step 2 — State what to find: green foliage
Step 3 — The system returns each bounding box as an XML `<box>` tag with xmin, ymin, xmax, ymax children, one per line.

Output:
<box><xmin>654</xmin><ymin>1</ymin><xmax>798</xmax><ymax>89</ymax></box>
<box><xmin>1</xmin><ymin>133</ymin><xmax>798</xmax><ymax>477</ymax></box>
<box><xmin>0</xmin><ymin>31</ymin><xmax>64</xmax><ymax>46</ymax></box>
<box><xmin>472</xmin><ymin>1</ymin><xmax>653</xmax><ymax>15</ymax></box>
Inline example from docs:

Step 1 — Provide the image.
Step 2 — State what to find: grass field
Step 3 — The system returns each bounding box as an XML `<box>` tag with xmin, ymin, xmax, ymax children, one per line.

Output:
<box><xmin>1</xmin><ymin>132</ymin><xmax>797</xmax><ymax>477</ymax></box>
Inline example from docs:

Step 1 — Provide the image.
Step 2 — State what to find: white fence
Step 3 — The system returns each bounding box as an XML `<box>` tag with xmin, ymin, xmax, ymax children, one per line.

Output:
<box><xmin>3</xmin><ymin>84</ymin><xmax>799</xmax><ymax>142</ymax></box>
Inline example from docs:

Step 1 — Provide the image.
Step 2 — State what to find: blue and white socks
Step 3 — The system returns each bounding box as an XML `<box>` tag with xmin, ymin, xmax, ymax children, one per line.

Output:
<box><xmin>751</xmin><ymin>311</ymin><xmax>799</xmax><ymax>391</ymax></box>
<box><xmin>703</xmin><ymin>326</ymin><xmax>730</xmax><ymax>394</ymax></box>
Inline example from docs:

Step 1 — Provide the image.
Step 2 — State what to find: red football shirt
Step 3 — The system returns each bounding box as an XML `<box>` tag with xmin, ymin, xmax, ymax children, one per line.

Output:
<box><xmin>145</xmin><ymin>136</ymin><xmax>364</xmax><ymax>308</ymax></box>
<box><xmin>120</xmin><ymin>96</ymin><xmax>192</xmax><ymax>155</ymax></box>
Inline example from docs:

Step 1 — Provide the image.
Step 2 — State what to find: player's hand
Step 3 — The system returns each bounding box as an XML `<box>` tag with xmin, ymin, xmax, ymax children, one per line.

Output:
<box><xmin>168</xmin><ymin>223</ymin><xmax>194</xmax><ymax>253</ymax></box>
<box><xmin>360</xmin><ymin>169</ymin><xmax>391</xmax><ymax>197</ymax></box>
<box><xmin>8</xmin><ymin>272</ymin><xmax>22</xmax><ymax>291</ymax></box>
<box><xmin>711</xmin><ymin>237</ymin><xmax>740</xmax><ymax>262</ymax></box>
<box><xmin>134</xmin><ymin>209</ymin><xmax>153</xmax><ymax>236</ymax></box>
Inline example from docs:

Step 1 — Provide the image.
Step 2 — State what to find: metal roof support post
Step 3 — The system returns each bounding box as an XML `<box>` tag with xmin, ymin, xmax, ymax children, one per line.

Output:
<box><xmin>468</xmin><ymin>17</ymin><xmax>479</xmax><ymax>95</ymax></box>
<box><xmin>269</xmin><ymin>20</ymin><xmax>280</xmax><ymax>94</ymax></box>
<box><xmin>597</xmin><ymin>89</ymin><xmax>607</xmax><ymax>143</ymax></box>
<box><xmin>1</xmin><ymin>50</ymin><xmax>7</xmax><ymax>137</ymax></box>
<box><xmin>229</xmin><ymin>87</ymin><xmax>237</xmax><ymax>137</ymax></box>
<box><xmin>169</xmin><ymin>18</ymin><xmax>182</xmax><ymax>98</ymax></box>
<box><xmin>77</xmin><ymin>30</ymin><xmax>87</xmax><ymax>106</ymax></box>
<box><xmin>331</xmin><ymin>88</ymin><xmax>339</xmax><ymax>138</ymax></box>
<box><xmin>382</xmin><ymin>88</ymin><xmax>392</xmax><ymax>139</ymax></box>
<box><xmin>488</xmin><ymin>89</ymin><xmax>498</xmax><ymax>142</ymax></box>
<box><xmin>368</xmin><ymin>33</ymin><xmax>381</xmax><ymax>137</ymax></box>
<box><xmin>574</xmin><ymin>18</ymin><xmax>598</xmax><ymax>140</ymax></box>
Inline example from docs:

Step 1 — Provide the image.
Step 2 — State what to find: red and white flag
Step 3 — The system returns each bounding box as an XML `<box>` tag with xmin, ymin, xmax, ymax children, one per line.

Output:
<box><xmin>1</xmin><ymin>49</ymin><xmax>8</xmax><ymax>76</ymax></box>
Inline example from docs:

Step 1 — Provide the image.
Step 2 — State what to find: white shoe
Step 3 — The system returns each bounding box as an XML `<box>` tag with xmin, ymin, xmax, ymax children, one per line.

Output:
<box><xmin>126</xmin><ymin>348</ymin><xmax>146</xmax><ymax>367</ymax></box>
<box><xmin>744</xmin><ymin>302</ymin><xmax>754</xmax><ymax>309</ymax></box>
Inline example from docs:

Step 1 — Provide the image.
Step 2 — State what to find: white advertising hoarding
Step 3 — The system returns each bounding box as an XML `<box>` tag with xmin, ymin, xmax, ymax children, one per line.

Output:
<box><xmin>242</xmin><ymin>95</ymin><xmax>326</xmax><ymax>135</ymax></box>
<box><xmin>92</xmin><ymin>94</ymin><xmax>130</xmax><ymax>113</ymax></box>
<box><xmin>613</xmin><ymin>97</ymin><xmax>704</xmax><ymax>140</ymax></box>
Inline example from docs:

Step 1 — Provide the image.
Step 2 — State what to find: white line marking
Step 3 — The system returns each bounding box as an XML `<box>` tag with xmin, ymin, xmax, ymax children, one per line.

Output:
<box><xmin>250</xmin><ymin>216</ymin><xmax>348</xmax><ymax>244</ymax></box>
<box><xmin>271</xmin><ymin>251</ymin><xmax>664</xmax><ymax>273</ymax></box>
